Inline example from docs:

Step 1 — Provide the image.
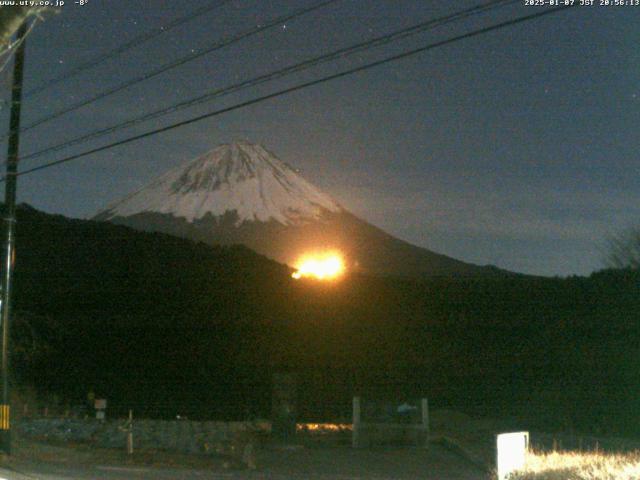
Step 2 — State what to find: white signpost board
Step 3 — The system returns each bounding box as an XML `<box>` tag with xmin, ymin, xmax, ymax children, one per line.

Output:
<box><xmin>496</xmin><ymin>431</ymin><xmax>529</xmax><ymax>480</ymax></box>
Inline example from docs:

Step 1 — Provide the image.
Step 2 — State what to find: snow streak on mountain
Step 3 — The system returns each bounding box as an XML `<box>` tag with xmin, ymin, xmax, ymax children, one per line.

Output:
<box><xmin>99</xmin><ymin>141</ymin><xmax>341</xmax><ymax>226</ymax></box>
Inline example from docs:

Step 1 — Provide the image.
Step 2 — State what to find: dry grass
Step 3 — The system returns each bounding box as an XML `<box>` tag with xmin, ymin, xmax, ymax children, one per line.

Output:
<box><xmin>508</xmin><ymin>449</ymin><xmax>640</xmax><ymax>480</ymax></box>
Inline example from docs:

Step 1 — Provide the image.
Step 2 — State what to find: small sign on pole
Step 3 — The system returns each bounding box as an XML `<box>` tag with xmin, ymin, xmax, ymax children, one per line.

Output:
<box><xmin>496</xmin><ymin>431</ymin><xmax>529</xmax><ymax>480</ymax></box>
<box><xmin>94</xmin><ymin>399</ymin><xmax>107</xmax><ymax>421</ymax></box>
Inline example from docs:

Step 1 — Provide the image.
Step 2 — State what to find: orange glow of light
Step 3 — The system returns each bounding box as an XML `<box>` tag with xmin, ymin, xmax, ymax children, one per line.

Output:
<box><xmin>291</xmin><ymin>252</ymin><xmax>345</xmax><ymax>280</ymax></box>
<box><xmin>296</xmin><ymin>423</ymin><xmax>353</xmax><ymax>433</ymax></box>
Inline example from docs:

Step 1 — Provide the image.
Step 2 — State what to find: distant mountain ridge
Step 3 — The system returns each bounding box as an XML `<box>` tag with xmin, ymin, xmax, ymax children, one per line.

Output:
<box><xmin>95</xmin><ymin>141</ymin><xmax>508</xmax><ymax>277</ymax></box>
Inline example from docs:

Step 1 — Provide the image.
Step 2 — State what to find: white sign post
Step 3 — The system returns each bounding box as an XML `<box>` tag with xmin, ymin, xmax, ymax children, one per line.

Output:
<box><xmin>496</xmin><ymin>431</ymin><xmax>529</xmax><ymax>480</ymax></box>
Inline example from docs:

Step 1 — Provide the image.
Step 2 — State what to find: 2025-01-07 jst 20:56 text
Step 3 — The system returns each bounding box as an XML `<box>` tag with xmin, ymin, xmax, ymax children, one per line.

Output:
<box><xmin>524</xmin><ymin>0</ymin><xmax>640</xmax><ymax>6</ymax></box>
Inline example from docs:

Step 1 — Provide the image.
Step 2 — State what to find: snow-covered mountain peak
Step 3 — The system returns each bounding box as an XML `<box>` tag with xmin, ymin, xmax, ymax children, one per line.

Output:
<box><xmin>96</xmin><ymin>141</ymin><xmax>342</xmax><ymax>225</ymax></box>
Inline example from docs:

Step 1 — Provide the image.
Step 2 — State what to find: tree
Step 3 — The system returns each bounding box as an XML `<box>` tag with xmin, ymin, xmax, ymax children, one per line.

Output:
<box><xmin>10</xmin><ymin>310</ymin><xmax>61</xmax><ymax>384</ymax></box>
<box><xmin>0</xmin><ymin>7</ymin><xmax>35</xmax><ymax>48</ymax></box>
<box><xmin>0</xmin><ymin>6</ymin><xmax>51</xmax><ymax>75</ymax></box>
<box><xmin>605</xmin><ymin>227</ymin><xmax>640</xmax><ymax>269</ymax></box>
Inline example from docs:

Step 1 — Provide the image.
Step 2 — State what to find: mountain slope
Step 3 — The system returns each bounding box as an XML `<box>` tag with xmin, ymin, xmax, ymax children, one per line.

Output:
<box><xmin>95</xmin><ymin>141</ymin><xmax>506</xmax><ymax>277</ymax></box>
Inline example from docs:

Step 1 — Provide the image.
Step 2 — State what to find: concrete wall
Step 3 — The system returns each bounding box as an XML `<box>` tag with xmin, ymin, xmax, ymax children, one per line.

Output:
<box><xmin>16</xmin><ymin>417</ymin><xmax>271</xmax><ymax>454</ymax></box>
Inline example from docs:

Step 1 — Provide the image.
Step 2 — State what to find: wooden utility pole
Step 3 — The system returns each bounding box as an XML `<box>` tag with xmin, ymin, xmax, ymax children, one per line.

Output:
<box><xmin>0</xmin><ymin>19</ymin><xmax>28</xmax><ymax>455</ymax></box>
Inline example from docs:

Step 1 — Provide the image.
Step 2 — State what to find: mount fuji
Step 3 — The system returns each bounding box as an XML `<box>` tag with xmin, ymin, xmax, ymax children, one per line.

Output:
<box><xmin>94</xmin><ymin>141</ymin><xmax>505</xmax><ymax>277</ymax></box>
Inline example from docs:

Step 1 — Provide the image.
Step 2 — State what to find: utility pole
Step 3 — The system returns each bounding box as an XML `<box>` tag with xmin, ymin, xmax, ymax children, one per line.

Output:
<box><xmin>0</xmin><ymin>20</ymin><xmax>28</xmax><ymax>455</ymax></box>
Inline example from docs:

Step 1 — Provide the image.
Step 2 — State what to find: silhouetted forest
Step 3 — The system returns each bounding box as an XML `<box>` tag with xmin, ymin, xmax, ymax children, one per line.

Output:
<box><xmin>8</xmin><ymin>205</ymin><xmax>640</xmax><ymax>436</ymax></box>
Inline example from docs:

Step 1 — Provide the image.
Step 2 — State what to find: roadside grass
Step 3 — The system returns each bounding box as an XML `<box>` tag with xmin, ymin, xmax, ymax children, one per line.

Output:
<box><xmin>507</xmin><ymin>449</ymin><xmax>640</xmax><ymax>480</ymax></box>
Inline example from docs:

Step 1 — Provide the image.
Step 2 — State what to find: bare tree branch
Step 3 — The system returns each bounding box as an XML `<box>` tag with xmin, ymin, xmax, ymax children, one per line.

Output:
<box><xmin>0</xmin><ymin>6</ymin><xmax>33</xmax><ymax>48</ymax></box>
<box><xmin>605</xmin><ymin>227</ymin><xmax>640</xmax><ymax>270</ymax></box>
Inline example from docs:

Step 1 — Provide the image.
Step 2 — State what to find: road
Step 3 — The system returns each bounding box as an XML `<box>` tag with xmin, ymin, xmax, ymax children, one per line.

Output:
<box><xmin>0</xmin><ymin>443</ymin><xmax>488</xmax><ymax>480</ymax></box>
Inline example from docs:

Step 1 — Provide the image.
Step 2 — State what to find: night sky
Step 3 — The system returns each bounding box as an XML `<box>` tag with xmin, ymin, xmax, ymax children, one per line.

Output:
<box><xmin>1</xmin><ymin>0</ymin><xmax>638</xmax><ymax>277</ymax></box>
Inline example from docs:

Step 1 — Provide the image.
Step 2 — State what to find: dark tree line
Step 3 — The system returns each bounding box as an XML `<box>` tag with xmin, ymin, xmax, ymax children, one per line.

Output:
<box><xmin>6</xmin><ymin>205</ymin><xmax>640</xmax><ymax>435</ymax></box>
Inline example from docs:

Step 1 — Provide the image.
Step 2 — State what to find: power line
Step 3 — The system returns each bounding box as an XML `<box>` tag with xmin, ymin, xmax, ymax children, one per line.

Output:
<box><xmin>13</xmin><ymin>0</ymin><xmax>340</xmax><ymax>137</ymax></box>
<box><xmin>20</xmin><ymin>0</ymin><xmax>519</xmax><ymax>163</ymax></box>
<box><xmin>5</xmin><ymin>5</ymin><xmax>574</xmax><ymax>182</ymax></box>
<box><xmin>23</xmin><ymin>0</ymin><xmax>233</xmax><ymax>98</ymax></box>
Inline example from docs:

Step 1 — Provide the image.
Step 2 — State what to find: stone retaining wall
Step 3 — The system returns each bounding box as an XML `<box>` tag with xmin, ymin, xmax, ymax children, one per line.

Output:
<box><xmin>16</xmin><ymin>417</ymin><xmax>271</xmax><ymax>454</ymax></box>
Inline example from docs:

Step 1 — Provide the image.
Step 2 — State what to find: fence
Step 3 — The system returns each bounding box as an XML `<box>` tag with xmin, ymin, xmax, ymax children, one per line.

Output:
<box><xmin>15</xmin><ymin>416</ymin><xmax>271</xmax><ymax>454</ymax></box>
